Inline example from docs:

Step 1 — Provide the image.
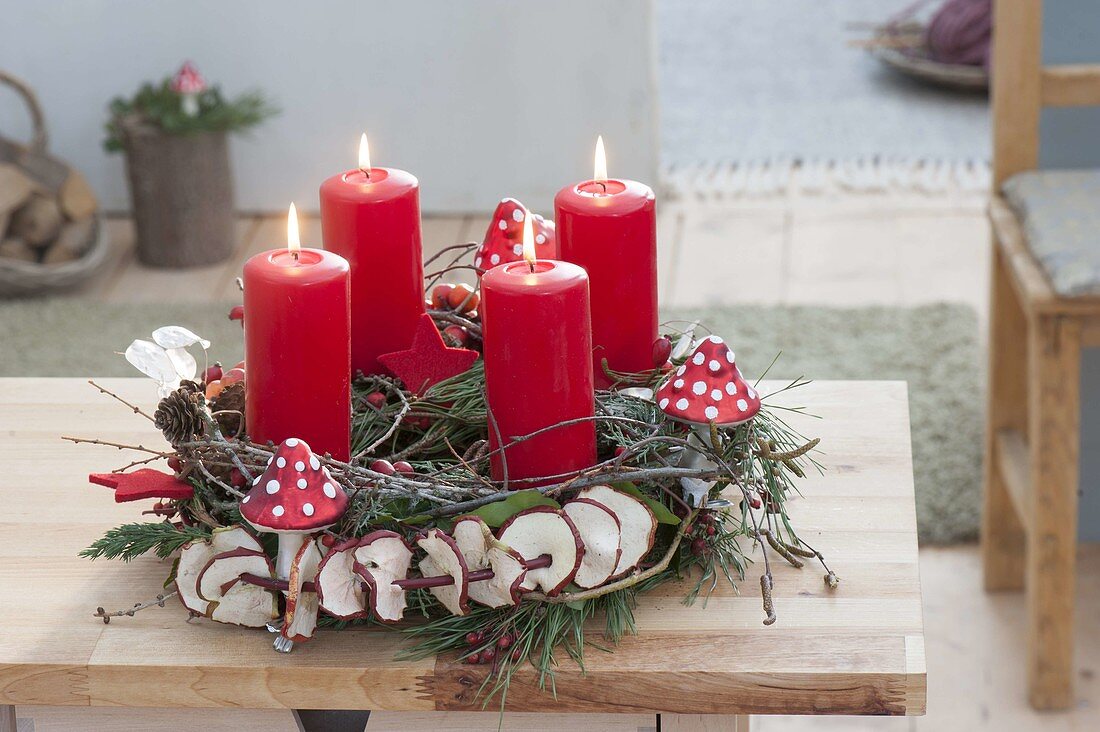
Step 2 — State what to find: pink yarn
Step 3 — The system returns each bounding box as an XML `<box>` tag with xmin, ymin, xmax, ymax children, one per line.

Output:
<box><xmin>925</xmin><ymin>0</ymin><xmax>992</xmax><ymax>68</ymax></box>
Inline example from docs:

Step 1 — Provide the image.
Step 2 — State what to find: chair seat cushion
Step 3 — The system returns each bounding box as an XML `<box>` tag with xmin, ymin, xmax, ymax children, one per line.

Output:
<box><xmin>1003</xmin><ymin>169</ymin><xmax>1100</xmax><ymax>297</ymax></box>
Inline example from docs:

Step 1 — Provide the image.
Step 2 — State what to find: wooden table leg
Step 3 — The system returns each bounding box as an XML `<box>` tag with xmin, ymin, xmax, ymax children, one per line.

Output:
<box><xmin>982</xmin><ymin>242</ymin><xmax>1027</xmax><ymax>591</ymax></box>
<box><xmin>1026</xmin><ymin>315</ymin><xmax>1080</xmax><ymax>710</ymax></box>
<box><xmin>658</xmin><ymin>713</ymin><xmax>750</xmax><ymax>731</ymax></box>
<box><xmin>292</xmin><ymin>709</ymin><xmax>370</xmax><ymax>731</ymax></box>
<box><xmin>0</xmin><ymin>705</ymin><xmax>17</xmax><ymax>732</ymax></box>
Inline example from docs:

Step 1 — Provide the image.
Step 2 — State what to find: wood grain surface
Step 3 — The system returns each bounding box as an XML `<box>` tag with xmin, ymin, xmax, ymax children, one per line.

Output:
<box><xmin>0</xmin><ymin>378</ymin><xmax>924</xmax><ymax>716</ymax></box>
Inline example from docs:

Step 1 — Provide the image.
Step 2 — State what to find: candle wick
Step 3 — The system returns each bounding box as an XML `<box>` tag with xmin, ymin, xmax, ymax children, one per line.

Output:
<box><xmin>291</xmin><ymin>250</ymin><xmax>300</xmax><ymax>262</ymax></box>
<box><xmin>528</xmin><ymin>260</ymin><xmax>536</xmax><ymax>274</ymax></box>
<box><xmin>597</xmin><ymin>181</ymin><xmax>607</xmax><ymax>194</ymax></box>
<box><xmin>361</xmin><ymin>167</ymin><xmax>371</xmax><ymax>180</ymax></box>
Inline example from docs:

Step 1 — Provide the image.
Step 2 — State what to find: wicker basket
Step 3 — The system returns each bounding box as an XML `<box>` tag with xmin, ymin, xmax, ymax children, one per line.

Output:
<box><xmin>0</xmin><ymin>70</ymin><xmax>109</xmax><ymax>297</ymax></box>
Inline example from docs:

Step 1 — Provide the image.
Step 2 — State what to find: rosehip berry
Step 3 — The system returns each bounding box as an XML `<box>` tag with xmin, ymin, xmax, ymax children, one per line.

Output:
<box><xmin>512</xmin><ymin>648</ymin><xmax>522</xmax><ymax>662</ymax></box>
<box><xmin>442</xmin><ymin>324</ymin><xmax>469</xmax><ymax>347</ymax></box>
<box><xmin>465</xmin><ymin>631</ymin><xmax>482</xmax><ymax>646</ymax></box>
<box><xmin>431</xmin><ymin>283</ymin><xmax>456</xmax><ymax>309</ymax></box>
<box><xmin>466</xmin><ymin>653</ymin><xmax>480</xmax><ymax>664</ymax></box>
<box><xmin>480</xmin><ymin>648</ymin><xmax>496</xmax><ymax>663</ymax></box>
<box><xmin>706</xmin><ymin>525</ymin><xmax>716</xmax><ymax>536</ymax></box>
<box><xmin>393</xmin><ymin>460</ymin><xmax>415</xmax><ymax>475</ymax></box>
<box><xmin>651</xmin><ymin>336</ymin><xmax>672</xmax><ymax>367</ymax></box>
<box><xmin>167</xmin><ymin>456</ymin><xmax>182</xmax><ymax>472</ymax></box>
<box><xmin>205</xmin><ymin>380</ymin><xmax>224</xmax><ymax>400</ymax></box>
<box><xmin>614</xmin><ymin>446</ymin><xmax>627</xmax><ymax>458</ymax></box>
<box><xmin>233</xmin><ymin>360</ymin><xmax>245</xmax><ymax>370</ymax></box>
<box><xmin>497</xmin><ymin>634</ymin><xmax>513</xmax><ymax>650</ymax></box>
<box><xmin>221</xmin><ymin>368</ymin><xmax>245</xmax><ymax>387</ymax></box>
<box><xmin>699</xmin><ymin>511</ymin><xmax>715</xmax><ymax>525</ymax></box>
<box><xmin>228</xmin><ymin>306</ymin><xmax>244</xmax><ymax>323</ymax></box>
<box><xmin>230</xmin><ymin>468</ymin><xmax>247</xmax><ymax>488</ymax></box>
<box><xmin>204</xmin><ymin>362</ymin><xmax>223</xmax><ymax>383</ymax></box>
<box><xmin>447</xmin><ymin>284</ymin><xmax>480</xmax><ymax>313</ymax></box>
<box><xmin>365</xmin><ymin>391</ymin><xmax>386</xmax><ymax>410</ymax></box>
<box><xmin>370</xmin><ymin>459</ymin><xmax>396</xmax><ymax>476</ymax></box>
<box><xmin>691</xmin><ymin>538</ymin><xmax>707</xmax><ymax>556</ymax></box>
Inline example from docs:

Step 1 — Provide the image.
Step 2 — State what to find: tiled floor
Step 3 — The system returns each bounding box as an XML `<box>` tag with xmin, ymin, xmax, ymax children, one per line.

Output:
<box><xmin>23</xmin><ymin>189</ymin><xmax>1098</xmax><ymax>730</ymax></box>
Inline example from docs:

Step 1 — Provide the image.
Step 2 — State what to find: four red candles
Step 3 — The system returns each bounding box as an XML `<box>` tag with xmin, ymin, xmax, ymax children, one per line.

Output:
<box><xmin>555</xmin><ymin>136</ymin><xmax>658</xmax><ymax>388</ymax></box>
<box><xmin>480</xmin><ymin>214</ymin><xmax>597</xmax><ymax>486</ymax></box>
<box><xmin>244</xmin><ymin>204</ymin><xmax>352</xmax><ymax>461</ymax></box>
<box><xmin>320</xmin><ymin>134</ymin><xmax>425</xmax><ymax>375</ymax></box>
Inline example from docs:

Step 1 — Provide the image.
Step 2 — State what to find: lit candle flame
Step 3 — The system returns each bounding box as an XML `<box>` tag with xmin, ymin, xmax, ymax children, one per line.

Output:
<box><xmin>593</xmin><ymin>135</ymin><xmax>607</xmax><ymax>183</ymax></box>
<box><xmin>522</xmin><ymin>209</ymin><xmax>536</xmax><ymax>269</ymax></box>
<box><xmin>287</xmin><ymin>203</ymin><xmax>301</xmax><ymax>258</ymax></box>
<box><xmin>358</xmin><ymin>133</ymin><xmax>371</xmax><ymax>176</ymax></box>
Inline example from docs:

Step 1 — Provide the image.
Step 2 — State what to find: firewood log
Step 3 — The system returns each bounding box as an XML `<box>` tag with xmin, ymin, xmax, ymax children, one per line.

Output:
<box><xmin>0</xmin><ymin>236</ymin><xmax>36</xmax><ymax>263</ymax></box>
<box><xmin>9</xmin><ymin>195</ymin><xmax>62</xmax><ymax>247</ymax></box>
<box><xmin>41</xmin><ymin>219</ymin><xmax>94</xmax><ymax>265</ymax></box>
<box><xmin>59</xmin><ymin>170</ymin><xmax>97</xmax><ymax>220</ymax></box>
<box><xmin>0</xmin><ymin>163</ymin><xmax>36</xmax><ymax>216</ymax></box>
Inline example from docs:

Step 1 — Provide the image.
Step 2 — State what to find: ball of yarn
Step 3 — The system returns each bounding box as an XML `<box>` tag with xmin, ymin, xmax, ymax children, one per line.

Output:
<box><xmin>926</xmin><ymin>0</ymin><xmax>992</xmax><ymax>67</ymax></box>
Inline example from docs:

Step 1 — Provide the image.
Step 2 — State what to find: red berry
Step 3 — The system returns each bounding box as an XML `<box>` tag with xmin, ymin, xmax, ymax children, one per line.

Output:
<box><xmin>228</xmin><ymin>306</ymin><xmax>244</xmax><ymax>323</ymax></box>
<box><xmin>748</xmin><ymin>495</ymin><xmax>762</xmax><ymax>510</ymax></box>
<box><xmin>614</xmin><ymin>446</ymin><xmax>627</xmax><ymax>458</ymax></box>
<box><xmin>230</xmin><ymin>468</ymin><xmax>247</xmax><ymax>488</ymax></box>
<box><xmin>497</xmin><ymin>634</ymin><xmax>513</xmax><ymax>649</ymax></box>
<box><xmin>480</xmin><ymin>648</ymin><xmax>496</xmax><ymax>663</ymax></box>
<box><xmin>465</xmin><ymin>631</ymin><xmax>481</xmax><ymax>646</ymax></box>
<box><xmin>447</xmin><ymin>284</ymin><xmax>480</xmax><ymax>313</ymax></box>
<box><xmin>685</xmin><ymin>523</ymin><xmax>695</xmax><ymax>534</ymax></box>
<box><xmin>204</xmin><ymin>362</ymin><xmax>223</xmax><ymax>383</ymax></box>
<box><xmin>365</xmin><ymin>391</ymin><xmax>386</xmax><ymax>410</ymax></box>
<box><xmin>466</xmin><ymin>653</ymin><xmax>480</xmax><ymax>665</ymax></box>
<box><xmin>691</xmin><ymin>538</ymin><xmax>707</xmax><ymax>556</ymax></box>
<box><xmin>167</xmin><ymin>456</ymin><xmax>182</xmax><ymax>472</ymax></box>
<box><xmin>511</xmin><ymin>648</ymin><xmax>522</xmax><ymax>662</ymax></box>
<box><xmin>431</xmin><ymin>283</ymin><xmax>456</xmax><ymax>309</ymax></box>
<box><xmin>651</xmin><ymin>336</ymin><xmax>672</xmax><ymax>367</ymax></box>
<box><xmin>442</xmin><ymin>324</ymin><xmax>469</xmax><ymax>347</ymax></box>
<box><xmin>706</xmin><ymin>525</ymin><xmax>716</xmax><ymax>536</ymax></box>
<box><xmin>393</xmin><ymin>460</ymin><xmax>415</xmax><ymax>475</ymax></box>
<box><xmin>370</xmin><ymin>459</ymin><xmax>396</xmax><ymax>476</ymax></box>
<box><xmin>221</xmin><ymin>368</ymin><xmax>245</xmax><ymax>387</ymax></box>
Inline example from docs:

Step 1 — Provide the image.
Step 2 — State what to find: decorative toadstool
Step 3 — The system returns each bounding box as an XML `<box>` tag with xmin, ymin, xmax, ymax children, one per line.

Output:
<box><xmin>575</xmin><ymin>485</ymin><xmax>656</xmax><ymax>579</ymax></box>
<box><xmin>416</xmin><ymin>529</ymin><xmax>470</xmax><ymax>616</ymax></box>
<box><xmin>451</xmin><ymin>516</ymin><xmax>528</xmax><ymax>608</ymax></box>
<box><xmin>239</xmin><ymin>438</ymin><xmax>348</xmax><ymax>583</ymax></box>
<box><xmin>654</xmin><ymin>335</ymin><xmax>761</xmax><ymax>506</ymax></box>
<box><xmin>196</xmin><ymin>547</ymin><xmax>279</xmax><ymax>627</ymax></box>
<box><xmin>316</xmin><ymin>530</ymin><xmax>413</xmax><ymax>622</ymax></box>
<box><xmin>276</xmin><ymin>538</ymin><xmax>323</xmax><ymax>652</ymax></box>
<box><xmin>496</xmin><ymin>506</ymin><xmax>583</xmax><ymax>596</ymax></box>
<box><xmin>171</xmin><ymin>61</ymin><xmax>207</xmax><ymax>117</ymax></box>
<box><xmin>176</xmin><ymin>525</ymin><xmax>263</xmax><ymax>616</ymax></box>
<box><xmin>562</xmin><ymin>498</ymin><xmax>622</xmax><ymax>588</ymax></box>
<box><xmin>473</xmin><ymin>198</ymin><xmax>557</xmax><ymax>272</ymax></box>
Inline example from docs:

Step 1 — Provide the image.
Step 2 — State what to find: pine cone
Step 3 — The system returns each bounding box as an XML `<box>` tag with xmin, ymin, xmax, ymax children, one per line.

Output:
<box><xmin>210</xmin><ymin>381</ymin><xmax>245</xmax><ymax>437</ymax></box>
<box><xmin>154</xmin><ymin>387</ymin><xmax>206</xmax><ymax>446</ymax></box>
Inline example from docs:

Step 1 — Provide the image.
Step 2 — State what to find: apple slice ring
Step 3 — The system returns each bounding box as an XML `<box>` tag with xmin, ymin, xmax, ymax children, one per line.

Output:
<box><xmin>317</xmin><ymin>531</ymin><xmax>413</xmax><ymax>622</ymax></box>
<box><xmin>197</xmin><ymin>547</ymin><xmax>278</xmax><ymax>627</ymax></box>
<box><xmin>417</xmin><ymin>529</ymin><xmax>470</xmax><ymax>616</ymax></box>
<box><xmin>283</xmin><ymin>538</ymin><xmax>323</xmax><ymax>644</ymax></box>
<box><xmin>452</xmin><ymin>516</ymin><xmax>527</xmax><ymax>607</ymax></box>
<box><xmin>497</xmin><ymin>506</ymin><xmax>583</xmax><ymax>597</ymax></box>
<box><xmin>576</xmin><ymin>485</ymin><xmax>657</xmax><ymax>579</ymax></box>
<box><xmin>175</xmin><ymin>524</ymin><xmax>263</xmax><ymax>616</ymax></box>
<box><xmin>563</xmin><ymin>498</ymin><xmax>622</xmax><ymax>589</ymax></box>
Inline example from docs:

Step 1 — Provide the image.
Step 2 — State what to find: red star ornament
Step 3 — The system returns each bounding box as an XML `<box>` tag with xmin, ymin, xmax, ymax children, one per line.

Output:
<box><xmin>89</xmin><ymin>469</ymin><xmax>195</xmax><ymax>503</ymax></box>
<box><xmin>378</xmin><ymin>313</ymin><xmax>479</xmax><ymax>395</ymax></box>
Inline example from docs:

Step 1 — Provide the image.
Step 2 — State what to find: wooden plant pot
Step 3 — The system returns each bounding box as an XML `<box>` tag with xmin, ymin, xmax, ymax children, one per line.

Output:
<box><xmin>120</xmin><ymin>124</ymin><xmax>236</xmax><ymax>268</ymax></box>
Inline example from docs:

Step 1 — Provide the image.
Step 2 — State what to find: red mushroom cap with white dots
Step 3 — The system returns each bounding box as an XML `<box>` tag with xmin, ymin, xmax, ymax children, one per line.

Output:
<box><xmin>655</xmin><ymin>336</ymin><xmax>761</xmax><ymax>426</ymax></box>
<box><xmin>474</xmin><ymin>198</ymin><xmax>557</xmax><ymax>271</ymax></box>
<box><xmin>240</xmin><ymin>438</ymin><xmax>348</xmax><ymax>532</ymax></box>
<box><xmin>171</xmin><ymin>62</ymin><xmax>207</xmax><ymax>95</ymax></box>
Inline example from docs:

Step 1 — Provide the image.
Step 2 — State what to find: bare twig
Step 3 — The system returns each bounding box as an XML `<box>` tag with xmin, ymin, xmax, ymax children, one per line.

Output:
<box><xmin>88</xmin><ymin>379</ymin><xmax>155</xmax><ymax>421</ymax></box>
<box><xmin>94</xmin><ymin>591</ymin><xmax>178</xmax><ymax>623</ymax></box>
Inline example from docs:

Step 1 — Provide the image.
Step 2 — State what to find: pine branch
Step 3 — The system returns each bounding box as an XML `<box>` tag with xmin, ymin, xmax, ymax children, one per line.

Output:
<box><xmin>81</xmin><ymin>522</ymin><xmax>210</xmax><ymax>562</ymax></box>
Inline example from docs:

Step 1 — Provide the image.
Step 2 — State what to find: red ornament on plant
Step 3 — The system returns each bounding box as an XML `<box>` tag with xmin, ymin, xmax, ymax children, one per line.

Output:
<box><xmin>89</xmin><ymin>469</ymin><xmax>195</xmax><ymax>503</ymax></box>
<box><xmin>474</xmin><ymin>198</ymin><xmax>556</xmax><ymax>272</ymax></box>
<box><xmin>378</xmin><ymin>313</ymin><xmax>478</xmax><ymax>395</ymax></box>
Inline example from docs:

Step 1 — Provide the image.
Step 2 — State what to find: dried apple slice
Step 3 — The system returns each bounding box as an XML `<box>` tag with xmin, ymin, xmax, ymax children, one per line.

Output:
<box><xmin>497</xmin><ymin>506</ymin><xmax>583</xmax><ymax>597</ymax></box>
<box><xmin>576</xmin><ymin>485</ymin><xmax>657</xmax><ymax>578</ymax></box>
<box><xmin>417</xmin><ymin>529</ymin><xmax>470</xmax><ymax>616</ymax></box>
<box><xmin>283</xmin><ymin>539</ymin><xmax>323</xmax><ymax>643</ymax></box>
<box><xmin>316</xmin><ymin>538</ymin><xmax>368</xmax><ymax>620</ymax></box>
<box><xmin>563</xmin><ymin>499</ymin><xmax>622</xmax><ymax>588</ymax></box>
<box><xmin>175</xmin><ymin>524</ymin><xmax>263</xmax><ymax>615</ymax></box>
<box><xmin>354</xmin><ymin>531</ymin><xmax>414</xmax><ymax>622</ymax></box>
<box><xmin>453</xmin><ymin>516</ymin><xmax>527</xmax><ymax>607</ymax></box>
<box><xmin>197</xmin><ymin>547</ymin><xmax>278</xmax><ymax>627</ymax></box>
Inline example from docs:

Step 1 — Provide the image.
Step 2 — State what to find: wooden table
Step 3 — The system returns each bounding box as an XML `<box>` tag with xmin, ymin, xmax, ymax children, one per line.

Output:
<box><xmin>0</xmin><ymin>379</ymin><xmax>925</xmax><ymax>731</ymax></box>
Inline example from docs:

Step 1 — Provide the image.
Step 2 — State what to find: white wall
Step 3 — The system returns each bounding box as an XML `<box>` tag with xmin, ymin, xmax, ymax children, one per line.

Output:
<box><xmin>0</xmin><ymin>0</ymin><xmax>658</xmax><ymax>214</ymax></box>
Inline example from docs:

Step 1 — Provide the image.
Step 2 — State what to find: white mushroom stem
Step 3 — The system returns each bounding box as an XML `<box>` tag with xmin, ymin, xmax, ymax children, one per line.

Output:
<box><xmin>275</xmin><ymin>533</ymin><xmax>309</xmax><ymax>581</ymax></box>
<box><xmin>679</xmin><ymin>424</ymin><xmax>718</xmax><ymax>507</ymax></box>
<box><xmin>181</xmin><ymin>93</ymin><xmax>199</xmax><ymax>117</ymax></box>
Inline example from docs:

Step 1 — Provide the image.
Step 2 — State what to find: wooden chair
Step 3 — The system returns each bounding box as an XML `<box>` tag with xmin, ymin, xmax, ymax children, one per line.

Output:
<box><xmin>983</xmin><ymin>0</ymin><xmax>1100</xmax><ymax>711</ymax></box>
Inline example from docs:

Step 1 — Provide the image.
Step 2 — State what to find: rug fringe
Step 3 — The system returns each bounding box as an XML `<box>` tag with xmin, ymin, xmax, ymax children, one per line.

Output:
<box><xmin>663</xmin><ymin>156</ymin><xmax>991</xmax><ymax>199</ymax></box>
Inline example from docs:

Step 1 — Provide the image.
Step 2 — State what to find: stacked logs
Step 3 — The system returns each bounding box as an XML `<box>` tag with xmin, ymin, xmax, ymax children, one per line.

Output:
<box><xmin>0</xmin><ymin>162</ymin><xmax>97</xmax><ymax>266</ymax></box>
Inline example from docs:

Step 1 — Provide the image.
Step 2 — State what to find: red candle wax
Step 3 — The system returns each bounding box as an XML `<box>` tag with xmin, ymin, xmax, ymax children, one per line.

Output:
<box><xmin>319</xmin><ymin>167</ymin><xmax>424</xmax><ymax>375</ymax></box>
<box><xmin>244</xmin><ymin>248</ymin><xmax>351</xmax><ymax>461</ymax></box>
<box><xmin>481</xmin><ymin>259</ymin><xmax>596</xmax><ymax>486</ymax></box>
<box><xmin>555</xmin><ymin>178</ymin><xmax>657</xmax><ymax>387</ymax></box>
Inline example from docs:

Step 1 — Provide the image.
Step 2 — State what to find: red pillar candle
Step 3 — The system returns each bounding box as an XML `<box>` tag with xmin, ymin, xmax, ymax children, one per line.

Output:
<box><xmin>554</xmin><ymin>136</ymin><xmax>658</xmax><ymax>388</ymax></box>
<box><xmin>244</xmin><ymin>205</ymin><xmax>351</xmax><ymax>461</ymax></box>
<box><xmin>319</xmin><ymin>134</ymin><xmax>424</xmax><ymax>375</ymax></box>
<box><xmin>481</xmin><ymin>215</ymin><xmax>596</xmax><ymax>486</ymax></box>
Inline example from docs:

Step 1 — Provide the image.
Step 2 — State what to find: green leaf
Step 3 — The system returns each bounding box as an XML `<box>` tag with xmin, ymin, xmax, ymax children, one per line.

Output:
<box><xmin>469</xmin><ymin>490</ymin><xmax>560</xmax><ymax>527</ymax></box>
<box><xmin>610</xmin><ymin>482</ymin><xmax>679</xmax><ymax>525</ymax></box>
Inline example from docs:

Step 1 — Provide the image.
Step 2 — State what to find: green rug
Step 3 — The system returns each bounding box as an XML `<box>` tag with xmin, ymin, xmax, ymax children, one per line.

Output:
<box><xmin>1</xmin><ymin>299</ymin><xmax>981</xmax><ymax>544</ymax></box>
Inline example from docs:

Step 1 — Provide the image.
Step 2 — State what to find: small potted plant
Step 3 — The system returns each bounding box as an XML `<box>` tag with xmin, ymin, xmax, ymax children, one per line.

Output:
<box><xmin>105</xmin><ymin>62</ymin><xmax>277</xmax><ymax>268</ymax></box>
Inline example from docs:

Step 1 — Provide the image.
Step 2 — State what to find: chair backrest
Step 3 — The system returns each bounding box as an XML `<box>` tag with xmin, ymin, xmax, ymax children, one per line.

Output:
<box><xmin>992</xmin><ymin>0</ymin><xmax>1100</xmax><ymax>187</ymax></box>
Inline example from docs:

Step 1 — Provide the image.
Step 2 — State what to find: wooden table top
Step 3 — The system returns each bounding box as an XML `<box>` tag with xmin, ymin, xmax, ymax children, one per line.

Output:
<box><xmin>0</xmin><ymin>378</ymin><xmax>925</xmax><ymax>717</ymax></box>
